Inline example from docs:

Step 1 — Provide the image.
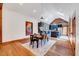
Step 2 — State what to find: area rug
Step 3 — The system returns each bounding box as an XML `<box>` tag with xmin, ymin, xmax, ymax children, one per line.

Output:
<box><xmin>21</xmin><ymin>40</ymin><xmax>56</xmax><ymax>56</ymax></box>
<box><xmin>58</xmin><ymin>36</ymin><xmax>69</xmax><ymax>40</ymax></box>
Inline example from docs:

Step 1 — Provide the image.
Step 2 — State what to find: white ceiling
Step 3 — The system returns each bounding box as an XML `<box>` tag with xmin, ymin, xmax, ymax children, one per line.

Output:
<box><xmin>3</xmin><ymin>3</ymin><xmax>42</xmax><ymax>19</ymax></box>
<box><xmin>3</xmin><ymin>3</ymin><xmax>77</xmax><ymax>24</ymax></box>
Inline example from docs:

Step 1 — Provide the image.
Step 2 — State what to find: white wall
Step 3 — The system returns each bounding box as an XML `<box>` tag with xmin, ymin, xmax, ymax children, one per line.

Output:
<box><xmin>76</xmin><ymin>4</ymin><xmax>79</xmax><ymax>55</ymax></box>
<box><xmin>2</xmin><ymin>7</ymin><xmax>39</xmax><ymax>43</ymax></box>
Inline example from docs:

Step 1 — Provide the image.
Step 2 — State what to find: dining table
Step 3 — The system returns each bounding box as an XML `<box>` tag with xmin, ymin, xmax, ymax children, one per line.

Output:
<box><xmin>31</xmin><ymin>34</ymin><xmax>48</xmax><ymax>48</ymax></box>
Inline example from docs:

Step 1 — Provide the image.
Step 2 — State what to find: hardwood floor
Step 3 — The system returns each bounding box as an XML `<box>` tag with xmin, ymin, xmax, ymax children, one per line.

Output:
<box><xmin>0</xmin><ymin>39</ymin><xmax>34</xmax><ymax>56</ymax></box>
<box><xmin>0</xmin><ymin>38</ymin><xmax>74</xmax><ymax>56</ymax></box>
<box><xmin>45</xmin><ymin>39</ymin><xmax>74</xmax><ymax>56</ymax></box>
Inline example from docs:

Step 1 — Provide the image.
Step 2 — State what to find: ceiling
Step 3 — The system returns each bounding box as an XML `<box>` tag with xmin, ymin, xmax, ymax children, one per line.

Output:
<box><xmin>3</xmin><ymin>3</ymin><xmax>42</xmax><ymax>19</ymax></box>
<box><xmin>3</xmin><ymin>3</ymin><xmax>77</xmax><ymax>24</ymax></box>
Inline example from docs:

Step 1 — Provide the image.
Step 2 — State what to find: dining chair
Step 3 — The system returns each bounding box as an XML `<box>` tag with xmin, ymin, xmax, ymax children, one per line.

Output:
<box><xmin>30</xmin><ymin>35</ymin><xmax>39</xmax><ymax>48</ymax></box>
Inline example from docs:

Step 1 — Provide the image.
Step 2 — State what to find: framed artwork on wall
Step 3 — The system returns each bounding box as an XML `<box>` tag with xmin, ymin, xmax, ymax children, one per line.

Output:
<box><xmin>26</xmin><ymin>21</ymin><xmax>33</xmax><ymax>35</ymax></box>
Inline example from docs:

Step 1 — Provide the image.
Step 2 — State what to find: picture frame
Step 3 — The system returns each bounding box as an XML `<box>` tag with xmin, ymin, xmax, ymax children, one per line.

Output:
<box><xmin>26</xmin><ymin>21</ymin><xmax>33</xmax><ymax>35</ymax></box>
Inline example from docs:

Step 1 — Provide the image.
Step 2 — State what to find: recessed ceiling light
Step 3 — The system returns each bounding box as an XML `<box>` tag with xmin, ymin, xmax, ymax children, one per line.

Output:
<box><xmin>40</xmin><ymin>16</ymin><xmax>44</xmax><ymax>19</ymax></box>
<box><xmin>19</xmin><ymin>3</ymin><xmax>23</xmax><ymax>6</ymax></box>
<box><xmin>33</xmin><ymin>9</ymin><xmax>37</xmax><ymax>13</ymax></box>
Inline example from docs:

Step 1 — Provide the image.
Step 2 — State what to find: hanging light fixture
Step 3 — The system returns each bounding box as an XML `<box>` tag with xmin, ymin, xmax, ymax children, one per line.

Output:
<box><xmin>40</xmin><ymin>16</ymin><xmax>44</xmax><ymax>19</ymax></box>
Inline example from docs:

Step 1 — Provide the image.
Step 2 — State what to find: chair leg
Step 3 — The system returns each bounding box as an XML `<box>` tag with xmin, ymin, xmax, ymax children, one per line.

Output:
<box><xmin>30</xmin><ymin>40</ymin><xmax>32</xmax><ymax>45</ymax></box>
<box><xmin>37</xmin><ymin>41</ymin><xmax>39</xmax><ymax>48</ymax></box>
<box><xmin>32</xmin><ymin>41</ymin><xmax>34</xmax><ymax>48</ymax></box>
<box><xmin>44</xmin><ymin>39</ymin><xmax>46</xmax><ymax>44</ymax></box>
<box><xmin>47</xmin><ymin>37</ymin><xmax>49</xmax><ymax>41</ymax></box>
<box><xmin>41</xmin><ymin>40</ymin><xmax>42</xmax><ymax>46</ymax></box>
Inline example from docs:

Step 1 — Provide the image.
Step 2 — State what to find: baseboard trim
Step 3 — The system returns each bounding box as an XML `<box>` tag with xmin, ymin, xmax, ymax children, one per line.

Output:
<box><xmin>2</xmin><ymin>38</ymin><xmax>30</xmax><ymax>44</ymax></box>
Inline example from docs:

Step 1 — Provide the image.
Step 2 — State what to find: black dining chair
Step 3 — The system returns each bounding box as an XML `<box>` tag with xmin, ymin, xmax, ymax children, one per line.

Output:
<box><xmin>30</xmin><ymin>35</ymin><xmax>39</xmax><ymax>48</ymax></box>
<box><xmin>39</xmin><ymin>34</ymin><xmax>43</xmax><ymax>46</ymax></box>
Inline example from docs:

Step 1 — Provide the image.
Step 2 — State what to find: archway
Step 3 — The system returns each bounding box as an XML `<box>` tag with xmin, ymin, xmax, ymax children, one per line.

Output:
<box><xmin>50</xmin><ymin>18</ymin><xmax>68</xmax><ymax>36</ymax></box>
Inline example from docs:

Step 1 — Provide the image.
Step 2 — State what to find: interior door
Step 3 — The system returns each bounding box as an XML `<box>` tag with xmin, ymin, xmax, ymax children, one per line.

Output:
<box><xmin>69</xmin><ymin>16</ymin><xmax>76</xmax><ymax>55</ymax></box>
<box><xmin>0</xmin><ymin>3</ymin><xmax>2</xmax><ymax>43</ymax></box>
<box><xmin>72</xmin><ymin>16</ymin><xmax>76</xmax><ymax>51</ymax></box>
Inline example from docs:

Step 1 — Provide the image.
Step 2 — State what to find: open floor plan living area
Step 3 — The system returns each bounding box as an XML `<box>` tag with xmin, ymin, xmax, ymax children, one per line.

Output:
<box><xmin>0</xmin><ymin>3</ymin><xmax>79</xmax><ymax>56</ymax></box>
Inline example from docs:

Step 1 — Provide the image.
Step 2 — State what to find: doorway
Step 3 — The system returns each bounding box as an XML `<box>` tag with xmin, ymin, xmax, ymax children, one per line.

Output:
<box><xmin>0</xmin><ymin>3</ymin><xmax>2</xmax><ymax>43</ymax></box>
<box><xmin>68</xmin><ymin>12</ymin><xmax>76</xmax><ymax>56</ymax></box>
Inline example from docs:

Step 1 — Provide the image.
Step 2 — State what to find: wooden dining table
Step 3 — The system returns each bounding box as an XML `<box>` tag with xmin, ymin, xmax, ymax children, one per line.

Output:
<box><xmin>34</xmin><ymin>34</ymin><xmax>43</xmax><ymax>39</ymax></box>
